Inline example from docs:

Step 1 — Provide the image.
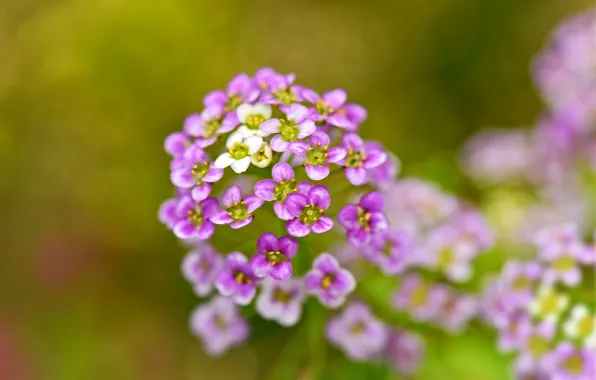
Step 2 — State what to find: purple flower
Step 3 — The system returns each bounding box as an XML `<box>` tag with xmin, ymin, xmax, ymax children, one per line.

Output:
<box><xmin>256</xmin><ymin>68</ymin><xmax>297</xmax><ymax>105</ymax></box>
<box><xmin>170</xmin><ymin>144</ymin><xmax>224</xmax><ymax>201</ymax></box>
<box><xmin>545</xmin><ymin>342</ymin><xmax>596</xmax><ymax>380</ymax></box>
<box><xmin>287</xmin><ymin>131</ymin><xmax>347</xmax><ymax>180</ymax></box>
<box><xmin>500</xmin><ymin>260</ymin><xmax>543</xmax><ymax>310</ymax></box>
<box><xmin>203</xmin><ymin>73</ymin><xmax>260</xmax><ymax>111</ymax></box>
<box><xmin>384</xmin><ymin>330</ymin><xmax>424</xmax><ymax>375</ymax></box>
<box><xmin>338</xmin><ymin>191</ymin><xmax>388</xmax><ymax>248</ymax></box>
<box><xmin>495</xmin><ymin>311</ymin><xmax>533</xmax><ymax>353</ymax></box>
<box><xmin>338</xmin><ymin>133</ymin><xmax>387</xmax><ymax>185</ymax></box>
<box><xmin>164</xmin><ymin>132</ymin><xmax>191</xmax><ymax>157</ymax></box>
<box><xmin>541</xmin><ymin>241</ymin><xmax>584</xmax><ymax>286</ymax></box>
<box><xmin>436</xmin><ymin>291</ymin><xmax>478</xmax><ymax>333</ymax></box>
<box><xmin>516</xmin><ymin>322</ymin><xmax>556</xmax><ymax>373</ymax></box>
<box><xmin>253</xmin><ymin>162</ymin><xmax>311</xmax><ymax>220</ymax></box>
<box><xmin>362</xmin><ymin>228</ymin><xmax>415</xmax><ymax>275</ymax></box>
<box><xmin>183</xmin><ymin>105</ymin><xmax>239</xmax><ymax>147</ymax></box>
<box><xmin>211</xmin><ymin>185</ymin><xmax>264</xmax><ymax>229</ymax></box>
<box><xmin>260</xmin><ymin>104</ymin><xmax>316</xmax><ymax>152</ymax></box>
<box><xmin>214</xmin><ymin>252</ymin><xmax>259</xmax><ymax>305</ymax></box>
<box><xmin>158</xmin><ymin>197</ymin><xmax>179</xmax><ymax>229</ymax></box>
<box><xmin>172</xmin><ymin>196</ymin><xmax>219</xmax><ymax>240</ymax></box>
<box><xmin>285</xmin><ymin>185</ymin><xmax>334</xmax><ymax>237</ymax></box>
<box><xmin>534</xmin><ymin>223</ymin><xmax>582</xmax><ymax>258</ymax></box>
<box><xmin>182</xmin><ymin>244</ymin><xmax>224</xmax><ymax>297</ymax></box>
<box><xmin>304</xmin><ymin>253</ymin><xmax>355</xmax><ymax>308</ymax></box>
<box><xmin>367</xmin><ymin>149</ymin><xmax>400</xmax><ymax>189</ymax></box>
<box><xmin>326</xmin><ymin>302</ymin><xmax>388</xmax><ymax>361</ymax></box>
<box><xmin>250</xmin><ymin>233</ymin><xmax>298</xmax><ymax>280</ymax></box>
<box><xmin>299</xmin><ymin>88</ymin><xmax>367</xmax><ymax>130</ymax></box>
<box><xmin>256</xmin><ymin>277</ymin><xmax>306</xmax><ymax>326</ymax></box>
<box><xmin>392</xmin><ymin>275</ymin><xmax>448</xmax><ymax>322</ymax></box>
<box><xmin>190</xmin><ymin>296</ymin><xmax>250</xmax><ymax>356</ymax></box>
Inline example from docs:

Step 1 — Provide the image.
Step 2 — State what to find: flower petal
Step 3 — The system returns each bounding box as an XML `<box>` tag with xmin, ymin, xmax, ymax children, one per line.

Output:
<box><xmin>211</xmin><ymin>210</ymin><xmax>234</xmax><ymax>225</ymax></box>
<box><xmin>337</xmin><ymin>204</ymin><xmax>359</xmax><ymax>230</ymax></box>
<box><xmin>364</xmin><ymin>150</ymin><xmax>387</xmax><ymax>168</ymax></box>
<box><xmin>191</xmin><ymin>183</ymin><xmax>212</xmax><ymax>201</ymax></box>
<box><xmin>231</xmin><ymin>217</ymin><xmax>253</xmax><ymax>229</ymax></box>
<box><xmin>327</xmin><ymin>113</ymin><xmax>351</xmax><ymax>129</ymax></box>
<box><xmin>270</xmin><ymin>135</ymin><xmax>289</xmax><ymax>152</ymax></box>
<box><xmin>285</xmin><ymin>193</ymin><xmax>308</xmax><ymax>217</ymax></box>
<box><xmin>245</xmin><ymin>195</ymin><xmax>264</xmax><ymax>213</ymax></box>
<box><xmin>313</xmin><ymin>253</ymin><xmax>339</xmax><ymax>273</ymax></box>
<box><xmin>309</xmin><ymin>131</ymin><xmax>330</xmax><ymax>146</ymax></box>
<box><xmin>260</xmin><ymin>119</ymin><xmax>281</xmax><ymax>134</ymax></box>
<box><xmin>196</xmin><ymin>221</ymin><xmax>215</xmax><ymax>240</ymax></box>
<box><xmin>272</xmin><ymin>162</ymin><xmax>295</xmax><ymax>182</ymax></box>
<box><xmin>323</xmin><ymin>89</ymin><xmax>347</xmax><ymax>109</ymax></box>
<box><xmin>297</xmin><ymin>120</ymin><xmax>316</xmax><ymax>139</ymax></box>
<box><xmin>222</xmin><ymin>185</ymin><xmax>243</xmax><ymax>207</ymax></box>
<box><xmin>245</xmin><ymin>136</ymin><xmax>264</xmax><ymax>155</ymax></box>
<box><xmin>173</xmin><ymin>220</ymin><xmax>197</xmax><ymax>239</ymax></box>
<box><xmin>327</xmin><ymin>147</ymin><xmax>347</xmax><ymax>163</ymax></box>
<box><xmin>201</xmin><ymin>197</ymin><xmax>220</xmax><ymax>218</ymax></box>
<box><xmin>312</xmin><ymin>215</ymin><xmax>333</xmax><ymax>234</ymax></box>
<box><xmin>271</xmin><ymin>261</ymin><xmax>292</xmax><ymax>281</ymax></box>
<box><xmin>342</xmin><ymin>133</ymin><xmax>364</xmax><ymax>150</ymax></box>
<box><xmin>231</xmin><ymin>157</ymin><xmax>251</xmax><ymax>173</ymax></box>
<box><xmin>360</xmin><ymin>191</ymin><xmax>385</xmax><ymax>212</ymax></box>
<box><xmin>287</xmin><ymin>104</ymin><xmax>308</xmax><ymax>123</ymax></box>
<box><xmin>204</xmin><ymin>167</ymin><xmax>225</xmax><ymax>182</ymax></box>
<box><xmin>286</xmin><ymin>218</ymin><xmax>310</xmax><ymax>237</ymax></box>
<box><xmin>254</xmin><ymin>179</ymin><xmax>276</xmax><ymax>201</ymax></box>
<box><xmin>236</xmin><ymin>104</ymin><xmax>253</xmax><ymax>123</ymax></box>
<box><xmin>226</xmin><ymin>131</ymin><xmax>244</xmax><ymax>149</ymax></box>
<box><xmin>214</xmin><ymin>153</ymin><xmax>234</xmax><ymax>169</ymax></box>
<box><xmin>165</xmin><ymin>132</ymin><xmax>189</xmax><ymax>156</ymax></box>
<box><xmin>274</xmin><ymin>202</ymin><xmax>294</xmax><ymax>220</ymax></box>
<box><xmin>288</xmin><ymin>141</ymin><xmax>310</xmax><ymax>156</ymax></box>
<box><xmin>278</xmin><ymin>236</ymin><xmax>298</xmax><ymax>258</ymax></box>
<box><xmin>305</xmin><ymin>165</ymin><xmax>330</xmax><ymax>180</ymax></box>
<box><xmin>171</xmin><ymin>168</ymin><xmax>194</xmax><ymax>188</ymax></box>
<box><xmin>345</xmin><ymin>167</ymin><xmax>368</xmax><ymax>185</ymax></box>
<box><xmin>257</xmin><ymin>232</ymin><xmax>279</xmax><ymax>252</ymax></box>
<box><xmin>250</xmin><ymin>254</ymin><xmax>271</xmax><ymax>278</ymax></box>
<box><xmin>308</xmin><ymin>185</ymin><xmax>331</xmax><ymax>210</ymax></box>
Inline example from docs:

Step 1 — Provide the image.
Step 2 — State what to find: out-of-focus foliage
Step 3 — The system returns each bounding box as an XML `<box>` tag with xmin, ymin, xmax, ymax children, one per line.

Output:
<box><xmin>0</xmin><ymin>0</ymin><xmax>592</xmax><ymax>379</ymax></box>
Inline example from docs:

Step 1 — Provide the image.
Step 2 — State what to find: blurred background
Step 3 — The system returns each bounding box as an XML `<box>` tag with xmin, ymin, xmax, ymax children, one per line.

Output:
<box><xmin>0</xmin><ymin>0</ymin><xmax>593</xmax><ymax>379</ymax></box>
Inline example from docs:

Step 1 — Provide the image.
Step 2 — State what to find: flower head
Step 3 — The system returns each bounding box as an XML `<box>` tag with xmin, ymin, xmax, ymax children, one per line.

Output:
<box><xmin>182</xmin><ymin>244</ymin><xmax>224</xmax><ymax>297</ymax></box>
<box><xmin>170</xmin><ymin>144</ymin><xmax>224</xmax><ymax>201</ymax></box>
<box><xmin>361</xmin><ymin>228</ymin><xmax>415</xmax><ymax>275</ymax></box>
<box><xmin>287</xmin><ymin>131</ymin><xmax>347</xmax><ymax>180</ymax></box>
<box><xmin>214</xmin><ymin>252</ymin><xmax>259</xmax><ymax>305</ymax></box>
<box><xmin>250</xmin><ymin>233</ymin><xmax>298</xmax><ymax>281</ymax></box>
<box><xmin>326</xmin><ymin>302</ymin><xmax>388</xmax><ymax>360</ymax></box>
<box><xmin>256</xmin><ymin>277</ymin><xmax>306</xmax><ymax>326</ymax></box>
<box><xmin>392</xmin><ymin>275</ymin><xmax>448</xmax><ymax>322</ymax></box>
<box><xmin>184</xmin><ymin>105</ymin><xmax>239</xmax><ymax>147</ymax></box>
<box><xmin>305</xmin><ymin>253</ymin><xmax>355</xmax><ymax>308</ymax></box>
<box><xmin>260</xmin><ymin>104</ymin><xmax>316</xmax><ymax>152</ymax></box>
<box><xmin>338</xmin><ymin>191</ymin><xmax>388</xmax><ymax>248</ymax></box>
<box><xmin>384</xmin><ymin>330</ymin><xmax>424</xmax><ymax>375</ymax></box>
<box><xmin>563</xmin><ymin>305</ymin><xmax>596</xmax><ymax>348</ymax></box>
<box><xmin>236</xmin><ymin>102</ymin><xmax>273</xmax><ymax>137</ymax></box>
<box><xmin>172</xmin><ymin>196</ymin><xmax>219</xmax><ymax>240</ymax></box>
<box><xmin>528</xmin><ymin>286</ymin><xmax>569</xmax><ymax>323</ymax></box>
<box><xmin>211</xmin><ymin>185</ymin><xmax>264</xmax><ymax>229</ymax></box>
<box><xmin>190</xmin><ymin>296</ymin><xmax>250</xmax><ymax>356</ymax></box>
<box><xmin>516</xmin><ymin>322</ymin><xmax>556</xmax><ymax>373</ymax></box>
<box><xmin>214</xmin><ymin>132</ymin><xmax>264</xmax><ymax>173</ymax></box>
<box><xmin>203</xmin><ymin>73</ymin><xmax>260</xmax><ymax>111</ymax></box>
<box><xmin>339</xmin><ymin>133</ymin><xmax>387</xmax><ymax>185</ymax></box>
<box><xmin>285</xmin><ymin>185</ymin><xmax>334</xmax><ymax>237</ymax></box>
<box><xmin>545</xmin><ymin>342</ymin><xmax>596</xmax><ymax>380</ymax></box>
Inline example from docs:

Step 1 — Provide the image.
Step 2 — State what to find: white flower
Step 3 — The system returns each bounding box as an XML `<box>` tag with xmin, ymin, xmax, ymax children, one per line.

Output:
<box><xmin>528</xmin><ymin>286</ymin><xmax>569</xmax><ymax>323</ymax></box>
<box><xmin>214</xmin><ymin>132</ymin><xmax>262</xmax><ymax>173</ymax></box>
<box><xmin>236</xmin><ymin>102</ymin><xmax>272</xmax><ymax>137</ymax></box>
<box><xmin>563</xmin><ymin>304</ymin><xmax>596</xmax><ymax>347</ymax></box>
<box><xmin>250</xmin><ymin>142</ymin><xmax>273</xmax><ymax>168</ymax></box>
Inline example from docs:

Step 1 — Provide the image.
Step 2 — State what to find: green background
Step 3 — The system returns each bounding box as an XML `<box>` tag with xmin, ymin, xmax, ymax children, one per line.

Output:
<box><xmin>0</xmin><ymin>0</ymin><xmax>592</xmax><ymax>379</ymax></box>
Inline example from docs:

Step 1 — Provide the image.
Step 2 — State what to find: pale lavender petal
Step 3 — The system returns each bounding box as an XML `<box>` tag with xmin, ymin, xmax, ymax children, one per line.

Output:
<box><xmin>254</xmin><ymin>180</ymin><xmax>276</xmax><ymax>201</ymax></box>
<box><xmin>342</xmin><ymin>133</ymin><xmax>364</xmax><ymax>150</ymax></box>
<box><xmin>158</xmin><ymin>199</ymin><xmax>178</xmax><ymax>227</ymax></box>
<box><xmin>270</xmin><ymin>135</ymin><xmax>289</xmax><ymax>152</ymax></box>
<box><xmin>211</xmin><ymin>211</ymin><xmax>234</xmax><ymax>225</ymax></box>
<box><xmin>328</xmin><ymin>113</ymin><xmax>352</xmax><ymax>128</ymax></box>
<box><xmin>287</xmin><ymin>104</ymin><xmax>308</xmax><ymax>123</ymax></box>
<box><xmin>285</xmin><ymin>193</ymin><xmax>308</xmax><ymax>217</ymax></box>
<box><xmin>222</xmin><ymin>185</ymin><xmax>243</xmax><ymax>207</ymax></box>
<box><xmin>271</xmin><ymin>261</ymin><xmax>292</xmax><ymax>281</ymax></box>
<box><xmin>245</xmin><ymin>195</ymin><xmax>264</xmax><ymax>213</ymax></box>
<box><xmin>345</xmin><ymin>167</ymin><xmax>368</xmax><ymax>185</ymax></box>
<box><xmin>562</xmin><ymin>268</ymin><xmax>581</xmax><ymax>286</ymax></box>
<box><xmin>288</xmin><ymin>141</ymin><xmax>310</xmax><ymax>156</ymax></box>
<box><xmin>171</xmin><ymin>169</ymin><xmax>194</xmax><ymax>188</ymax></box>
<box><xmin>313</xmin><ymin>253</ymin><xmax>339</xmax><ymax>273</ymax></box>
<box><xmin>297</xmin><ymin>120</ymin><xmax>316</xmax><ymax>138</ymax></box>
<box><xmin>308</xmin><ymin>185</ymin><xmax>331</xmax><ymax>209</ymax></box>
<box><xmin>364</xmin><ymin>150</ymin><xmax>387</xmax><ymax>169</ymax></box>
<box><xmin>214</xmin><ymin>272</ymin><xmax>236</xmax><ymax>296</ymax></box>
<box><xmin>260</xmin><ymin>119</ymin><xmax>281</xmax><ymax>134</ymax></box>
<box><xmin>278</xmin><ymin>236</ymin><xmax>298</xmax><ymax>258</ymax></box>
<box><xmin>304</xmin><ymin>272</ymin><xmax>323</xmax><ymax>291</ymax></box>
<box><xmin>368</xmin><ymin>212</ymin><xmax>388</xmax><ymax>233</ymax></box>
<box><xmin>203</xmin><ymin>168</ymin><xmax>224</xmax><ymax>182</ymax></box>
<box><xmin>274</xmin><ymin>202</ymin><xmax>294</xmax><ymax>220</ymax></box>
<box><xmin>331</xmin><ymin>269</ymin><xmax>356</xmax><ymax>293</ymax></box>
<box><xmin>338</xmin><ymin>204</ymin><xmax>359</xmax><ymax>230</ymax></box>
<box><xmin>191</xmin><ymin>183</ymin><xmax>212</xmax><ymax>201</ymax></box>
<box><xmin>327</xmin><ymin>147</ymin><xmax>347</xmax><ymax>163</ymax></box>
<box><xmin>348</xmin><ymin>229</ymin><xmax>371</xmax><ymax>248</ymax></box>
<box><xmin>165</xmin><ymin>132</ymin><xmax>189</xmax><ymax>156</ymax></box>
<box><xmin>344</xmin><ymin>104</ymin><xmax>367</xmax><ymax>124</ymax></box>
<box><xmin>287</xmin><ymin>218</ymin><xmax>310</xmax><ymax>237</ymax></box>
<box><xmin>323</xmin><ymin>89</ymin><xmax>347</xmax><ymax>109</ymax></box>
<box><xmin>309</xmin><ymin>131</ymin><xmax>330</xmax><ymax>146</ymax></box>
<box><xmin>196</xmin><ymin>221</ymin><xmax>215</xmax><ymax>240</ymax></box>
<box><xmin>299</xmin><ymin>87</ymin><xmax>320</xmax><ymax>103</ymax></box>
<box><xmin>231</xmin><ymin>217</ymin><xmax>253</xmax><ymax>229</ymax></box>
<box><xmin>175</xmin><ymin>196</ymin><xmax>195</xmax><ymax>215</ymax></box>
<box><xmin>272</xmin><ymin>162</ymin><xmax>295</xmax><ymax>182</ymax></box>
<box><xmin>234</xmin><ymin>286</ymin><xmax>256</xmax><ymax>305</ymax></box>
<box><xmin>220</xmin><ymin>113</ymin><xmax>239</xmax><ymax>133</ymax></box>
<box><xmin>196</xmin><ymin>137</ymin><xmax>217</xmax><ymax>147</ymax></box>
<box><xmin>305</xmin><ymin>165</ymin><xmax>330</xmax><ymax>180</ymax></box>
<box><xmin>227</xmin><ymin>73</ymin><xmax>252</xmax><ymax>94</ymax></box>
<box><xmin>183</xmin><ymin>113</ymin><xmax>202</xmax><ymax>136</ymax></box>
<box><xmin>360</xmin><ymin>191</ymin><xmax>385</xmax><ymax>212</ymax></box>
<box><xmin>257</xmin><ymin>232</ymin><xmax>279</xmax><ymax>252</ymax></box>
<box><xmin>203</xmin><ymin>90</ymin><xmax>227</xmax><ymax>107</ymax></box>
<box><xmin>312</xmin><ymin>216</ymin><xmax>334</xmax><ymax>234</ymax></box>
<box><xmin>250</xmin><ymin>254</ymin><xmax>271</xmax><ymax>278</ymax></box>
<box><xmin>173</xmin><ymin>220</ymin><xmax>197</xmax><ymax>239</ymax></box>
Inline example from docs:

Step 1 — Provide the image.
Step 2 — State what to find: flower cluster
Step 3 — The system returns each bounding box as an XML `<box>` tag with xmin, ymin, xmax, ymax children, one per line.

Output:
<box><xmin>481</xmin><ymin>223</ymin><xmax>596</xmax><ymax>379</ymax></box>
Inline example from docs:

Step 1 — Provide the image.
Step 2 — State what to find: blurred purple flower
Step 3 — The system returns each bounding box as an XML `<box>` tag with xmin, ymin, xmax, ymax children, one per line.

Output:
<box><xmin>260</xmin><ymin>104</ymin><xmax>316</xmax><ymax>152</ymax></box>
<box><xmin>285</xmin><ymin>185</ymin><xmax>334</xmax><ymax>237</ymax></box>
<box><xmin>170</xmin><ymin>144</ymin><xmax>224</xmax><ymax>201</ymax></box>
<box><xmin>214</xmin><ymin>252</ymin><xmax>259</xmax><ymax>305</ymax></box>
<box><xmin>338</xmin><ymin>133</ymin><xmax>387</xmax><ymax>185</ymax></box>
<box><xmin>256</xmin><ymin>277</ymin><xmax>306</xmax><ymax>326</ymax></box>
<box><xmin>338</xmin><ymin>191</ymin><xmax>388</xmax><ymax>248</ymax></box>
<box><xmin>172</xmin><ymin>196</ymin><xmax>219</xmax><ymax>240</ymax></box>
<box><xmin>305</xmin><ymin>253</ymin><xmax>355</xmax><ymax>308</ymax></box>
<box><xmin>211</xmin><ymin>185</ymin><xmax>264</xmax><ymax>229</ymax></box>
<box><xmin>288</xmin><ymin>131</ymin><xmax>347</xmax><ymax>180</ymax></box>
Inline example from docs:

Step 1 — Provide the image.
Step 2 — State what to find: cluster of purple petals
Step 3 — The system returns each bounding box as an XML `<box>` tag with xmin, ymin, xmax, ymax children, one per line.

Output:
<box><xmin>480</xmin><ymin>223</ymin><xmax>596</xmax><ymax>379</ymax></box>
